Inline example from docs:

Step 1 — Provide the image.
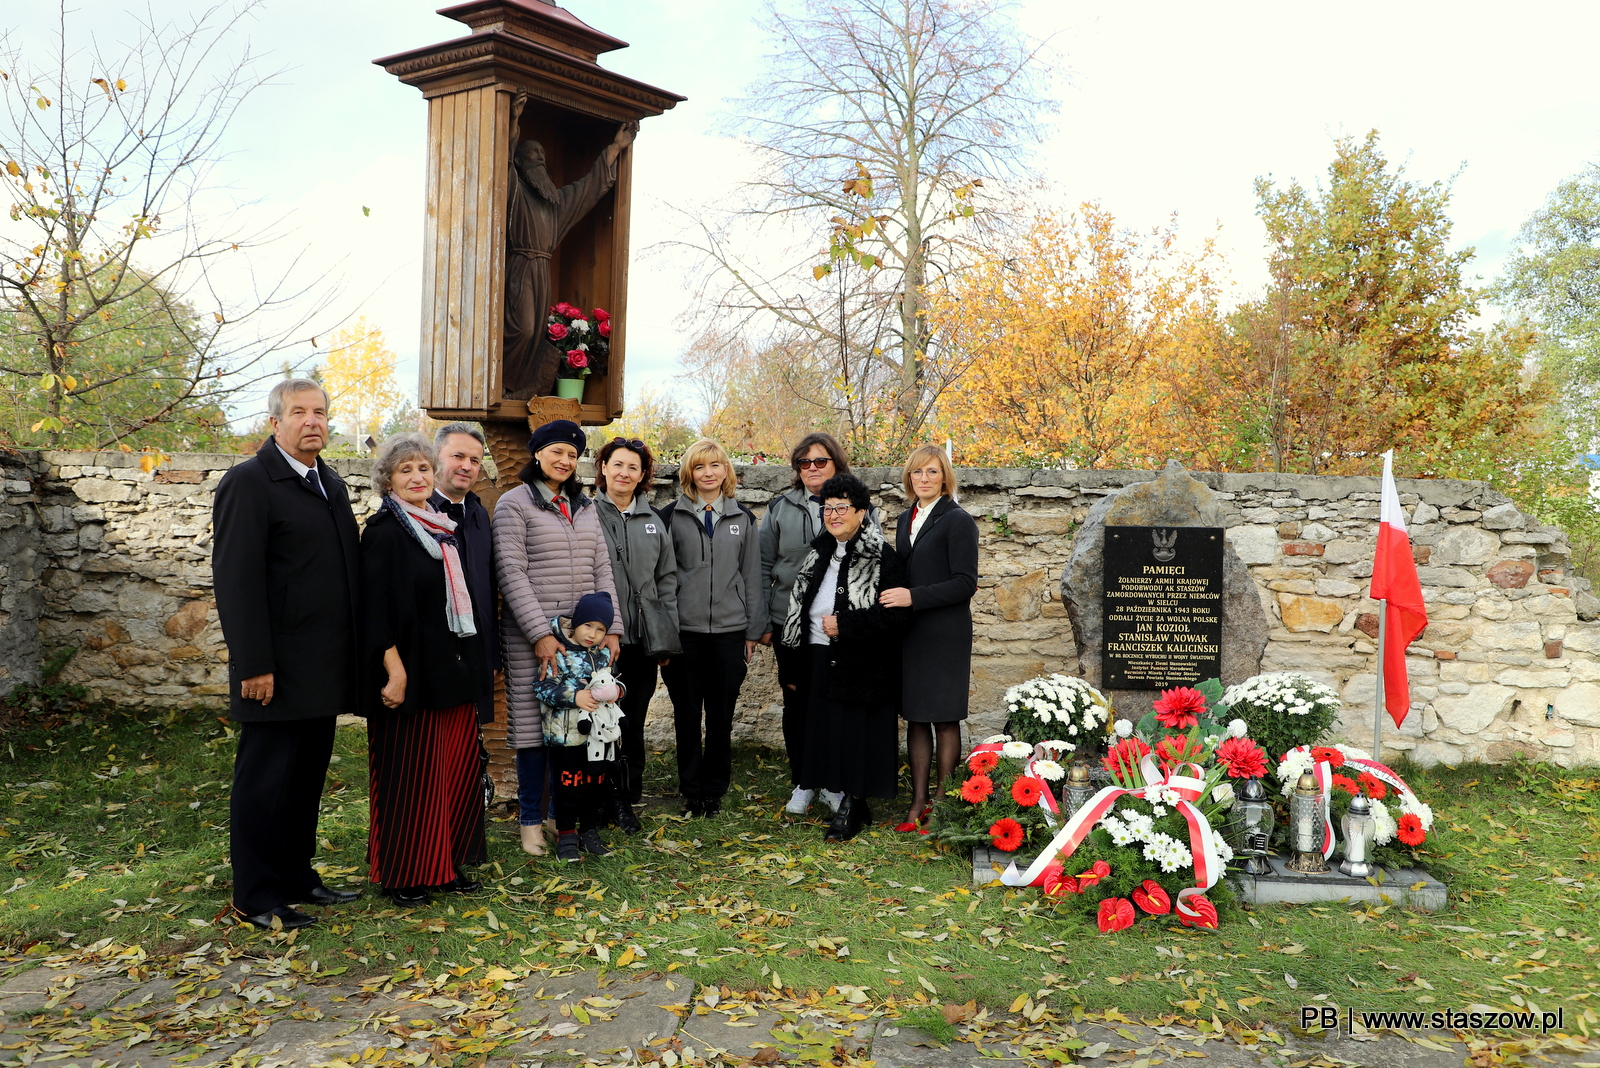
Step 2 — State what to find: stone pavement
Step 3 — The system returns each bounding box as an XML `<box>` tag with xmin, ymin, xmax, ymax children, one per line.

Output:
<box><xmin>1</xmin><ymin>957</ymin><xmax>1595</xmax><ymax>1067</ymax></box>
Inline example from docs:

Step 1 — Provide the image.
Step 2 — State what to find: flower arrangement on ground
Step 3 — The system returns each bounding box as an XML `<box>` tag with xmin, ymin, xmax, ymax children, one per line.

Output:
<box><xmin>930</xmin><ymin>736</ymin><xmax>1065</xmax><ymax>854</ymax></box>
<box><xmin>1215</xmin><ymin>672</ymin><xmax>1341</xmax><ymax>765</ymax></box>
<box><xmin>1276</xmin><ymin>743</ymin><xmax>1436</xmax><ymax>863</ymax></box>
<box><xmin>1002</xmin><ymin>674</ymin><xmax>1111</xmax><ymax>758</ymax></box>
<box><xmin>547</xmin><ymin>303</ymin><xmax>611</xmax><ymax>380</ymax></box>
<box><xmin>996</xmin><ymin>682</ymin><xmax>1272</xmax><ymax>932</ymax></box>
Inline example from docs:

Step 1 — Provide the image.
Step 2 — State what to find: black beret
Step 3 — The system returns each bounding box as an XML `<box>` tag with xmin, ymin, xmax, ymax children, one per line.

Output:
<box><xmin>527</xmin><ymin>419</ymin><xmax>586</xmax><ymax>456</ymax></box>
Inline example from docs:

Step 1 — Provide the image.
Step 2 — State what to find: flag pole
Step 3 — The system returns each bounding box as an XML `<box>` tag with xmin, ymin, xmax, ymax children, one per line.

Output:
<box><xmin>1373</xmin><ymin>599</ymin><xmax>1386</xmax><ymax>763</ymax></box>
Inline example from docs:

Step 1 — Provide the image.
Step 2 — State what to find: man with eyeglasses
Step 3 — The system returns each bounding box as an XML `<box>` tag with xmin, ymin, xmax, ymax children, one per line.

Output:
<box><xmin>759</xmin><ymin>433</ymin><xmax>876</xmax><ymax>817</ymax></box>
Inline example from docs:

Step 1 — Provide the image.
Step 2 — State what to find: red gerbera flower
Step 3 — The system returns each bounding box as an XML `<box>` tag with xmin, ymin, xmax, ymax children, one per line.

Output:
<box><xmin>968</xmin><ymin>750</ymin><xmax>999</xmax><ymax>774</ymax></box>
<box><xmin>1011</xmin><ymin>776</ymin><xmax>1044</xmax><ymax>806</ymax></box>
<box><xmin>1153</xmin><ymin>687</ymin><xmax>1208</xmax><ymax>729</ymax></box>
<box><xmin>1155</xmin><ymin>734</ymin><xmax>1205</xmax><ymax>769</ymax></box>
<box><xmin>1358</xmin><ymin>772</ymin><xmax>1388</xmax><ymax>800</ymax></box>
<box><xmin>1215</xmin><ymin>737</ymin><xmax>1268</xmax><ymax>779</ymax></box>
<box><xmin>1396</xmin><ymin>813</ymin><xmax>1426</xmax><ymax>847</ymax></box>
<box><xmin>989</xmin><ymin>817</ymin><xmax>1025</xmax><ymax>852</ymax></box>
<box><xmin>960</xmin><ymin>774</ymin><xmax>994</xmax><ymax>804</ymax></box>
<box><xmin>1102</xmin><ymin>737</ymin><xmax>1152</xmax><ymax>779</ymax></box>
<box><xmin>1311</xmin><ymin>746</ymin><xmax>1345</xmax><ymax>768</ymax></box>
<box><xmin>1331</xmin><ymin>774</ymin><xmax>1359</xmax><ymax>796</ymax></box>
<box><xmin>1097</xmin><ymin>897</ymin><xmax>1135</xmax><ymax>932</ymax></box>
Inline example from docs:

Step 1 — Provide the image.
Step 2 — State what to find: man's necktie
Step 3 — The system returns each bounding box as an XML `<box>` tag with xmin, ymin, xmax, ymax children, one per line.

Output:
<box><xmin>554</xmin><ymin>495</ymin><xmax>571</xmax><ymax>521</ymax></box>
<box><xmin>304</xmin><ymin>468</ymin><xmax>326</xmax><ymax>498</ymax></box>
<box><xmin>704</xmin><ymin>505</ymin><xmax>715</xmax><ymax>538</ymax></box>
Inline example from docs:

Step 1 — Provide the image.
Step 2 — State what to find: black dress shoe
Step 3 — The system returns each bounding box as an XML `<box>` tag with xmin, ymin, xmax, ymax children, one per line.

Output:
<box><xmin>825</xmin><ymin>796</ymin><xmax>872</xmax><ymax>841</ymax></box>
<box><xmin>438</xmin><ymin>874</ymin><xmax>483</xmax><ymax>894</ymax></box>
<box><xmin>384</xmin><ymin>886</ymin><xmax>432</xmax><ymax>906</ymax></box>
<box><xmin>616</xmin><ymin>801</ymin><xmax>643</xmax><ymax>834</ymax></box>
<box><xmin>304</xmin><ymin>886</ymin><xmax>360</xmax><ymax>906</ymax></box>
<box><xmin>700</xmin><ymin>798</ymin><xmax>721</xmax><ymax>817</ymax></box>
<box><xmin>236</xmin><ymin>905</ymin><xmax>316</xmax><ymax>930</ymax></box>
<box><xmin>682</xmin><ymin>798</ymin><xmax>704</xmax><ymax>817</ymax></box>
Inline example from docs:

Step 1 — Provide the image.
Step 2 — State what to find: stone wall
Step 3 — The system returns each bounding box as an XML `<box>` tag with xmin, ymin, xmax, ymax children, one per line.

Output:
<box><xmin>1</xmin><ymin>450</ymin><xmax>1597</xmax><ymax>769</ymax></box>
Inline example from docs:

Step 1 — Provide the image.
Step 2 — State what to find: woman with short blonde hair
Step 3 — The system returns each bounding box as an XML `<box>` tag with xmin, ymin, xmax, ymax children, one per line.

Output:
<box><xmin>879</xmin><ymin>444</ymin><xmax>979</xmax><ymax>833</ymax></box>
<box><xmin>661</xmin><ymin>437</ymin><xmax>765</xmax><ymax>816</ymax></box>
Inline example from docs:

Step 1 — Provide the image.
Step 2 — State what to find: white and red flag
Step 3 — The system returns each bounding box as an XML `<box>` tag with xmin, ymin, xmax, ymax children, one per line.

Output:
<box><xmin>1368</xmin><ymin>451</ymin><xmax>1428</xmax><ymax>727</ymax></box>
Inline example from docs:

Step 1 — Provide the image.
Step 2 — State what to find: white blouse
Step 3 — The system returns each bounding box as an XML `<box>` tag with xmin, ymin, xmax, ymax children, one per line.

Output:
<box><xmin>807</xmin><ymin>542</ymin><xmax>847</xmax><ymax>644</ymax></box>
<box><xmin>908</xmin><ymin>497</ymin><xmax>943</xmax><ymax>546</ymax></box>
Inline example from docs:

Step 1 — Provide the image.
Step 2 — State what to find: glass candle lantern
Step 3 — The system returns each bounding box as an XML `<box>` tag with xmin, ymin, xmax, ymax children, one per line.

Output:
<box><xmin>1339</xmin><ymin>792</ymin><xmax>1378</xmax><ymax>878</ymax></box>
<box><xmin>1286</xmin><ymin>771</ymin><xmax>1331</xmax><ymax>873</ymax></box>
<box><xmin>1227</xmin><ymin>776</ymin><xmax>1276</xmax><ymax>875</ymax></box>
<box><xmin>1064</xmin><ymin>762</ymin><xmax>1094</xmax><ymax>817</ymax></box>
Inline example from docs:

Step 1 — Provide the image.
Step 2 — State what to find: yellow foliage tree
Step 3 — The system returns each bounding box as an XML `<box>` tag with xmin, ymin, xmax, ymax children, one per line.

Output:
<box><xmin>320</xmin><ymin>317</ymin><xmax>405</xmax><ymax>444</ymax></box>
<box><xmin>930</xmin><ymin>206</ymin><xmax>1223</xmax><ymax>468</ymax></box>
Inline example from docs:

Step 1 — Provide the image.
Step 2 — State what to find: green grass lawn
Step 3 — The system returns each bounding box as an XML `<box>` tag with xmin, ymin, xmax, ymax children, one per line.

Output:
<box><xmin>2</xmin><ymin>707</ymin><xmax>1598</xmax><ymax>1038</ymax></box>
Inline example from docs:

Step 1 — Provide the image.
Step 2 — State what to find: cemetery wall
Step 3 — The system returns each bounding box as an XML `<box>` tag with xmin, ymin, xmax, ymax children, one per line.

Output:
<box><xmin>1</xmin><ymin>449</ymin><xmax>1597</xmax><ymax>769</ymax></box>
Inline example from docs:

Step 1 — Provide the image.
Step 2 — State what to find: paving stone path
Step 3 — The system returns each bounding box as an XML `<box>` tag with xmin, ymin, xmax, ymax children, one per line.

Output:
<box><xmin>1</xmin><ymin>958</ymin><xmax>1595</xmax><ymax>1067</ymax></box>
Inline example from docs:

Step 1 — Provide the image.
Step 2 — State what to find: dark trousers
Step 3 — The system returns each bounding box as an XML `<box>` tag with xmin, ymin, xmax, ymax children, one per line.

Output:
<box><xmin>660</xmin><ymin>630</ymin><xmax>748</xmax><ymax>803</ymax></box>
<box><xmin>515</xmin><ymin>747</ymin><xmax>554</xmax><ymax>826</ymax></box>
<box><xmin>615</xmin><ymin>644</ymin><xmax>658</xmax><ymax>805</ymax></box>
<box><xmin>230</xmin><ymin>716</ymin><xmax>336</xmax><ymax>915</ymax></box>
<box><xmin>774</xmin><ymin>642</ymin><xmax>811</xmax><ymax>786</ymax></box>
<box><xmin>550</xmin><ymin>744</ymin><xmax>607</xmax><ymax>833</ymax></box>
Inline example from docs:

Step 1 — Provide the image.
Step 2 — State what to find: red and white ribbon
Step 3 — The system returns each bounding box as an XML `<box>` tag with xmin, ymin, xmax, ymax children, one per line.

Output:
<box><xmin>1284</xmin><ymin>745</ymin><xmax>1419</xmax><ymax>859</ymax></box>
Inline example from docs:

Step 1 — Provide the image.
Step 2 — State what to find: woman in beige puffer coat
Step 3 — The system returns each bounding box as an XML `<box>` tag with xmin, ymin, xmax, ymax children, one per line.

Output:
<box><xmin>493</xmin><ymin>420</ymin><xmax>621</xmax><ymax>855</ymax></box>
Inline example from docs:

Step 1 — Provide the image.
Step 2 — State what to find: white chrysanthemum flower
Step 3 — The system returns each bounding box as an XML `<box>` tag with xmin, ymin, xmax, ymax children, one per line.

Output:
<box><xmin>1211</xmin><ymin>783</ymin><xmax>1235</xmax><ymax>807</ymax></box>
<box><xmin>982</xmin><ymin>734</ymin><xmax>1012</xmax><ymax>745</ymax></box>
<box><xmin>1114</xmin><ymin>719</ymin><xmax>1132</xmax><ymax>738</ymax></box>
<box><xmin>1370</xmin><ymin>798</ymin><xmax>1397</xmax><ymax>845</ymax></box>
<box><xmin>1032</xmin><ymin>760</ymin><xmax>1064</xmax><ymax>782</ymax></box>
<box><xmin>570</xmin><ymin>319</ymin><xmax>590</xmax><ymax>332</ymax></box>
<box><xmin>1066</xmin><ymin>723</ymin><xmax>1079</xmax><ymax>736</ymax></box>
<box><xmin>1214</xmin><ymin>837</ymin><xmax>1235</xmax><ymax>863</ymax></box>
<box><xmin>1227</xmin><ymin>718</ymin><xmax>1248</xmax><ymax>738</ymax></box>
<box><xmin>1149</xmin><ymin>804</ymin><xmax>1167</xmax><ymax>818</ymax></box>
<box><xmin>1396</xmin><ymin>790</ymin><xmax>1434</xmax><ymax>830</ymax></box>
<box><xmin>1002</xmin><ymin>741</ymin><xmax>1033</xmax><ymax>760</ymax></box>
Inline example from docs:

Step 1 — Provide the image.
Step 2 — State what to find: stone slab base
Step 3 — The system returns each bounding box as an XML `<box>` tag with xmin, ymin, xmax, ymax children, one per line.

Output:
<box><xmin>1230</xmin><ymin>856</ymin><xmax>1447</xmax><ymax>910</ymax></box>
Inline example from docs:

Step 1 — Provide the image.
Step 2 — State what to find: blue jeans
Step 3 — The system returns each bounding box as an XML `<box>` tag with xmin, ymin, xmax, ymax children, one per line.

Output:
<box><xmin>515</xmin><ymin>747</ymin><xmax>555</xmax><ymax>826</ymax></box>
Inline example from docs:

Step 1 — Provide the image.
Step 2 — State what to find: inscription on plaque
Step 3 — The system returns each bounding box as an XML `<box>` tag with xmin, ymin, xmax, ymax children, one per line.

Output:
<box><xmin>1102</xmin><ymin>526</ymin><xmax>1224</xmax><ymax>690</ymax></box>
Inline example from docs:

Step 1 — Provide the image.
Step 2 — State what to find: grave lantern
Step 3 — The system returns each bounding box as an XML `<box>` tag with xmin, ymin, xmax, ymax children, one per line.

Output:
<box><xmin>1228</xmin><ymin>776</ymin><xmax>1276</xmax><ymax>876</ymax></box>
<box><xmin>1287</xmin><ymin>771</ymin><xmax>1331</xmax><ymax>873</ymax></box>
<box><xmin>1064</xmin><ymin>763</ymin><xmax>1094</xmax><ymax>817</ymax></box>
<box><xmin>1339</xmin><ymin>793</ymin><xmax>1378</xmax><ymax>879</ymax></box>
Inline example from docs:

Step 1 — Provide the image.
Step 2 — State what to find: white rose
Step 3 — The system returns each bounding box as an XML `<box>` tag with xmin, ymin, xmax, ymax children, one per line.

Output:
<box><xmin>1227</xmin><ymin>718</ymin><xmax>1248</xmax><ymax>739</ymax></box>
<box><xmin>1114</xmin><ymin>720</ymin><xmax>1132</xmax><ymax>738</ymax></box>
<box><xmin>1211</xmin><ymin>783</ymin><xmax>1235</xmax><ymax>807</ymax></box>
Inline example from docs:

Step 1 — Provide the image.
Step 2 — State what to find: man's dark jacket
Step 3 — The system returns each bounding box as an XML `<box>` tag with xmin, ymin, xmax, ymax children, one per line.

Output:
<box><xmin>212</xmin><ymin>439</ymin><xmax>361</xmax><ymax>721</ymax></box>
<box><xmin>430</xmin><ymin>488</ymin><xmax>500</xmax><ymax>724</ymax></box>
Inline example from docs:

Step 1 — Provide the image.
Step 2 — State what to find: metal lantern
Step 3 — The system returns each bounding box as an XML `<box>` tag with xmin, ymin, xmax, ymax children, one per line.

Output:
<box><xmin>1228</xmin><ymin>776</ymin><xmax>1276</xmax><ymax>876</ymax></box>
<box><xmin>1340</xmin><ymin>792</ymin><xmax>1378</xmax><ymax>878</ymax></box>
<box><xmin>1064</xmin><ymin>762</ymin><xmax>1095</xmax><ymax>816</ymax></box>
<box><xmin>1286</xmin><ymin>771</ymin><xmax>1331</xmax><ymax>873</ymax></box>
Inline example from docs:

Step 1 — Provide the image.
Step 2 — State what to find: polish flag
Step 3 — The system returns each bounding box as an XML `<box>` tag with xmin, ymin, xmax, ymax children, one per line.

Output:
<box><xmin>1368</xmin><ymin>451</ymin><xmax>1428</xmax><ymax>727</ymax></box>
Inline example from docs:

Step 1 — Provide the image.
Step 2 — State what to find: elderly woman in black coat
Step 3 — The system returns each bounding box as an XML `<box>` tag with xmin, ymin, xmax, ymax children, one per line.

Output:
<box><xmin>878</xmin><ymin>445</ymin><xmax>979</xmax><ymax>833</ymax></box>
<box><xmin>780</xmin><ymin>474</ymin><xmax>911</xmax><ymax>841</ymax></box>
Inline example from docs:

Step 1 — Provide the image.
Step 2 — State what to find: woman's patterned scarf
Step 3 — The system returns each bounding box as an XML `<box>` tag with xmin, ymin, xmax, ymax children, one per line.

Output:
<box><xmin>384</xmin><ymin>494</ymin><xmax>477</xmax><ymax>637</ymax></box>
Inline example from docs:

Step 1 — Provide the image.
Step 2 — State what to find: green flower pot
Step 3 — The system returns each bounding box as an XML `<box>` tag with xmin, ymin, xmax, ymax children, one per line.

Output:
<box><xmin>554</xmin><ymin>377</ymin><xmax>585</xmax><ymax>400</ymax></box>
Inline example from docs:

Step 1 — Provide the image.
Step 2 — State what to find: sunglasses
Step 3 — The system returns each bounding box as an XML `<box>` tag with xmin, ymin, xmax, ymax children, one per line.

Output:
<box><xmin>796</xmin><ymin>457</ymin><xmax>834</xmax><ymax>469</ymax></box>
<box><xmin>608</xmin><ymin>437</ymin><xmax>647</xmax><ymax>451</ymax></box>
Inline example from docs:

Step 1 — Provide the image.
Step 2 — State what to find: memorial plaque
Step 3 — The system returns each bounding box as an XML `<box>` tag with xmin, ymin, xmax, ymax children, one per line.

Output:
<box><xmin>1102</xmin><ymin>526</ymin><xmax>1224</xmax><ymax>690</ymax></box>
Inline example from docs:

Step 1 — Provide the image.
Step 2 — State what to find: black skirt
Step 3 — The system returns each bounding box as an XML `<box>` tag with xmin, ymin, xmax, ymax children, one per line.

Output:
<box><xmin>800</xmin><ymin>643</ymin><xmax>899</xmax><ymax>800</ymax></box>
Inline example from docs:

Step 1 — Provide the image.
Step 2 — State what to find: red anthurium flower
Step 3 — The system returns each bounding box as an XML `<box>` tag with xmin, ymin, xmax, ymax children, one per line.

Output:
<box><xmin>1311</xmin><ymin>746</ymin><xmax>1345</xmax><ymax>768</ymax></box>
<box><xmin>959</xmin><ymin>774</ymin><xmax>993</xmax><ymax>804</ymax></box>
<box><xmin>1030</xmin><ymin>861</ymin><xmax>1063</xmax><ymax>888</ymax></box>
<box><xmin>989</xmin><ymin>817</ymin><xmax>1024</xmax><ymax>852</ymax></box>
<box><xmin>968</xmin><ymin>750</ymin><xmax>999</xmax><ymax>774</ymax></box>
<box><xmin>1358</xmin><ymin>772</ymin><xmax>1388</xmax><ymax>800</ymax></box>
<box><xmin>1097</xmin><ymin>897</ymin><xmax>1136</xmax><ymax>933</ymax></box>
<box><xmin>1331</xmin><ymin>774</ymin><xmax>1359</xmax><ymax>796</ymax></box>
<box><xmin>1152</xmin><ymin>687</ymin><xmax>1207</xmax><ymax>729</ymax></box>
<box><xmin>1396</xmin><ymin>813</ymin><xmax>1426</xmax><ymax>847</ymax></box>
<box><xmin>1130</xmin><ymin>879</ymin><xmax>1171</xmax><ymax>914</ymax></box>
<box><xmin>1179</xmin><ymin>894</ymin><xmax>1219</xmax><ymax>929</ymax></box>
<box><xmin>1042</xmin><ymin>871</ymin><xmax>1079</xmax><ymax>899</ymax></box>
<box><xmin>547</xmin><ymin>321</ymin><xmax>569</xmax><ymax>340</ymax></box>
<box><xmin>1215</xmin><ymin>737</ymin><xmax>1268</xmax><ymax>779</ymax></box>
<box><xmin>1011</xmin><ymin>776</ymin><xmax>1044</xmax><ymax>806</ymax></box>
<box><xmin>1102</xmin><ymin>737</ymin><xmax>1151</xmax><ymax>778</ymax></box>
<box><xmin>1075</xmin><ymin>859</ymin><xmax>1111</xmax><ymax>888</ymax></box>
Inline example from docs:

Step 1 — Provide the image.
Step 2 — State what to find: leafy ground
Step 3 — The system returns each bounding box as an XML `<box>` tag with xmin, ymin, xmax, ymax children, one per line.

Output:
<box><xmin>2</xmin><ymin>708</ymin><xmax>1599</xmax><ymax>1040</ymax></box>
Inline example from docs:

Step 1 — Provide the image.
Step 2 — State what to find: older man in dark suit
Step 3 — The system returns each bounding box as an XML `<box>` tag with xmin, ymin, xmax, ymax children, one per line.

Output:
<box><xmin>213</xmin><ymin>378</ymin><xmax>363</xmax><ymax>929</ymax></box>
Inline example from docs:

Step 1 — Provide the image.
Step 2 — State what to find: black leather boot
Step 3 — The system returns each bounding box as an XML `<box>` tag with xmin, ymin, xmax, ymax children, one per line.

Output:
<box><xmin>616</xmin><ymin>799</ymin><xmax>643</xmax><ymax>834</ymax></box>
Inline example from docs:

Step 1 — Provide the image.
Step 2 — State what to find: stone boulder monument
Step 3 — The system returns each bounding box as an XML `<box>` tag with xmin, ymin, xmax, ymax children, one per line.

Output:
<box><xmin>1062</xmin><ymin>460</ymin><xmax>1270</xmax><ymax>721</ymax></box>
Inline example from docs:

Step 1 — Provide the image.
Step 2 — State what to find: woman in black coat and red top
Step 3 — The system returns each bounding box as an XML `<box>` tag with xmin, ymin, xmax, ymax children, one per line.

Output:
<box><xmin>361</xmin><ymin>433</ymin><xmax>491</xmax><ymax>906</ymax></box>
<box><xmin>780</xmin><ymin>474</ymin><xmax>911</xmax><ymax>841</ymax></box>
<box><xmin>879</xmin><ymin>445</ymin><xmax>979</xmax><ymax>832</ymax></box>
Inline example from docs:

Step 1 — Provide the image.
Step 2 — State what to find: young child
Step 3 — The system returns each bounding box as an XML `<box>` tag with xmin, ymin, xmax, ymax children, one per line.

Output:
<box><xmin>531</xmin><ymin>591</ymin><xmax>627</xmax><ymax>862</ymax></box>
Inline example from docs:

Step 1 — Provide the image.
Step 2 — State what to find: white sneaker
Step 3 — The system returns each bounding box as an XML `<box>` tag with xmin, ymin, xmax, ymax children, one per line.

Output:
<box><xmin>820</xmin><ymin>790</ymin><xmax>845</xmax><ymax>814</ymax></box>
<box><xmin>785</xmin><ymin>787</ymin><xmax>815</xmax><ymax>815</ymax></box>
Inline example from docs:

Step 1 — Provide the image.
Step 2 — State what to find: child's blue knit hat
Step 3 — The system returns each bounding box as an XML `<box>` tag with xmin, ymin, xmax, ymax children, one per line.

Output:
<box><xmin>572</xmin><ymin>591</ymin><xmax>614</xmax><ymax>631</ymax></box>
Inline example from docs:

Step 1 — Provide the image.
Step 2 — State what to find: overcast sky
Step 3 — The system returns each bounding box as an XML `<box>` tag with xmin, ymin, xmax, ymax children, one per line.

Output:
<box><xmin>9</xmin><ymin>0</ymin><xmax>1600</xmax><ymax>421</ymax></box>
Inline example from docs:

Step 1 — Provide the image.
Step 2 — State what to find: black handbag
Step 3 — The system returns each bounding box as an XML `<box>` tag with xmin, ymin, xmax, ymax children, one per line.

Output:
<box><xmin>634</xmin><ymin>592</ymin><xmax>682</xmax><ymax>660</ymax></box>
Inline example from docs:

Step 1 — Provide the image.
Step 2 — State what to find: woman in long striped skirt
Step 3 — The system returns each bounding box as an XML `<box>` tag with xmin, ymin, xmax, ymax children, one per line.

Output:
<box><xmin>362</xmin><ymin>434</ymin><xmax>493</xmax><ymax>906</ymax></box>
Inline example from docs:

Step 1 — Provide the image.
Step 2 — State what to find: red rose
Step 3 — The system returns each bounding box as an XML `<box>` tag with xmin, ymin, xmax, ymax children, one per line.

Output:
<box><xmin>1075</xmin><ymin>859</ymin><xmax>1111</xmax><ymax>889</ymax></box>
<box><xmin>1312</xmin><ymin>746</ymin><xmax>1345</xmax><ymax>768</ymax></box>
<box><xmin>553</xmin><ymin>302</ymin><xmax>581</xmax><ymax>318</ymax></box>
<box><xmin>1097</xmin><ymin>897</ymin><xmax>1135</xmax><ymax>933</ymax></box>
<box><xmin>1102</xmin><ymin>737</ymin><xmax>1151</xmax><ymax>779</ymax></box>
<box><xmin>968</xmin><ymin>750</ymin><xmax>999</xmax><ymax>774</ymax></box>
<box><xmin>1215</xmin><ymin>737</ymin><xmax>1268</xmax><ymax>779</ymax></box>
<box><xmin>1178</xmin><ymin>893</ymin><xmax>1218</xmax><ymax>929</ymax></box>
<box><xmin>1152</xmin><ymin>687</ymin><xmax>1207</xmax><ymax>729</ymax></box>
<box><xmin>1131</xmin><ymin>879</ymin><xmax>1171</xmax><ymax>915</ymax></box>
<box><xmin>1331</xmin><ymin>774</ymin><xmax>1359</xmax><ymax>796</ymax></box>
<box><xmin>1010</xmin><ymin>776</ymin><xmax>1044</xmax><ymax>806</ymax></box>
<box><xmin>566</xmin><ymin>350</ymin><xmax>589</xmax><ymax>369</ymax></box>
<box><xmin>1358</xmin><ymin>772</ymin><xmax>1388</xmax><ymax>800</ymax></box>
<box><xmin>548</xmin><ymin>321</ymin><xmax>569</xmax><ymax>341</ymax></box>
<box><xmin>592</xmin><ymin>307</ymin><xmax>610</xmax><ymax>321</ymax></box>
<box><xmin>989</xmin><ymin>817</ymin><xmax>1024</xmax><ymax>853</ymax></box>
<box><xmin>597</xmin><ymin>319</ymin><xmax>611</xmax><ymax>338</ymax></box>
<box><xmin>959</xmin><ymin>774</ymin><xmax>993</xmax><ymax>804</ymax></box>
<box><xmin>1396</xmin><ymin>813</ymin><xmax>1425</xmax><ymax>847</ymax></box>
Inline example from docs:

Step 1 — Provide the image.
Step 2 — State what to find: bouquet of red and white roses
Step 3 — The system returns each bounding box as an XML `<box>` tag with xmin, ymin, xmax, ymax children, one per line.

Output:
<box><xmin>547</xmin><ymin>303</ymin><xmax>611</xmax><ymax>380</ymax></box>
